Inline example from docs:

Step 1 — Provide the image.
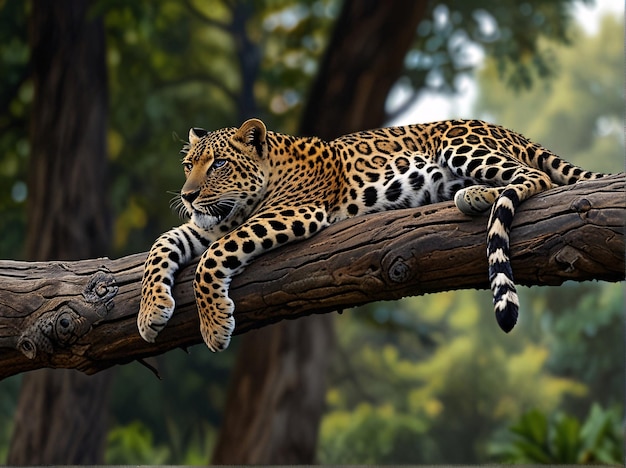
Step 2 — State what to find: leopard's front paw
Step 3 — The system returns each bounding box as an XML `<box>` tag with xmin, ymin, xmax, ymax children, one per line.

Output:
<box><xmin>137</xmin><ymin>286</ymin><xmax>175</xmax><ymax>343</ymax></box>
<box><xmin>198</xmin><ymin>295</ymin><xmax>235</xmax><ymax>352</ymax></box>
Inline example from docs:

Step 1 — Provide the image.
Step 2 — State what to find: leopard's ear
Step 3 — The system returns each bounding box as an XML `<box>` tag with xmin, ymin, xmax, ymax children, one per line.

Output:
<box><xmin>188</xmin><ymin>127</ymin><xmax>208</xmax><ymax>146</ymax></box>
<box><xmin>233</xmin><ymin>118</ymin><xmax>267</xmax><ymax>158</ymax></box>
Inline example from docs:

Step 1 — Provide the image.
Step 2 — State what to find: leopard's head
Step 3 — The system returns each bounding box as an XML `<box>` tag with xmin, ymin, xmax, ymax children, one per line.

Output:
<box><xmin>178</xmin><ymin>119</ymin><xmax>269</xmax><ymax>230</ymax></box>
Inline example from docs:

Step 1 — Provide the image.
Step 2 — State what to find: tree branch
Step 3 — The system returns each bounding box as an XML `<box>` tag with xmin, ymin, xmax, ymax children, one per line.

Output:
<box><xmin>0</xmin><ymin>175</ymin><xmax>623</xmax><ymax>379</ymax></box>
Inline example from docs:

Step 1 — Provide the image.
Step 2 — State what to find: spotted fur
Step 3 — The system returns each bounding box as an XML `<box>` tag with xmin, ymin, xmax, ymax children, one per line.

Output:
<box><xmin>138</xmin><ymin>118</ymin><xmax>605</xmax><ymax>351</ymax></box>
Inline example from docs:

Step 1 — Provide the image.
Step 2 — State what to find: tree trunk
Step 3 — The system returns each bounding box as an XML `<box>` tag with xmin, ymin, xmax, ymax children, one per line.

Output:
<box><xmin>25</xmin><ymin>0</ymin><xmax>110</xmax><ymax>261</ymax></box>
<box><xmin>300</xmin><ymin>0</ymin><xmax>429</xmax><ymax>136</ymax></box>
<box><xmin>8</xmin><ymin>369</ymin><xmax>112</xmax><ymax>465</ymax></box>
<box><xmin>7</xmin><ymin>0</ymin><xmax>112</xmax><ymax>464</ymax></box>
<box><xmin>211</xmin><ymin>316</ymin><xmax>333</xmax><ymax>464</ymax></box>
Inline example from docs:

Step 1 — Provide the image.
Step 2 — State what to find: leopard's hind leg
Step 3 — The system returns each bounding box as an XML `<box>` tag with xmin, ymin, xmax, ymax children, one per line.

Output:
<box><xmin>446</xmin><ymin>153</ymin><xmax>553</xmax><ymax>332</ymax></box>
<box><xmin>454</xmin><ymin>185</ymin><xmax>505</xmax><ymax>215</ymax></box>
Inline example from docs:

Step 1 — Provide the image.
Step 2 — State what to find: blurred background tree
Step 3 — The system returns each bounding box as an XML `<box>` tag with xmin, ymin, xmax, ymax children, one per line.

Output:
<box><xmin>0</xmin><ymin>0</ymin><xmax>622</xmax><ymax>464</ymax></box>
<box><xmin>5</xmin><ymin>0</ymin><xmax>113</xmax><ymax>464</ymax></box>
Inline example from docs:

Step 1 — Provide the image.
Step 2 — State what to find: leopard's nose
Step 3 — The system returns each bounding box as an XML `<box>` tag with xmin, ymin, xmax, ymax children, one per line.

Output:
<box><xmin>181</xmin><ymin>189</ymin><xmax>200</xmax><ymax>203</ymax></box>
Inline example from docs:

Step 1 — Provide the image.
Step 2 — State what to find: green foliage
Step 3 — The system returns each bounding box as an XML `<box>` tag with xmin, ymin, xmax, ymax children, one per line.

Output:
<box><xmin>319</xmin><ymin>289</ymin><xmax>592</xmax><ymax>463</ymax></box>
<box><xmin>526</xmin><ymin>282</ymin><xmax>624</xmax><ymax>415</ymax></box>
<box><xmin>489</xmin><ymin>404</ymin><xmax>624</xmax><ymax>463</ymax></box>
<box><xmin>162</xmin><ymin>418</ymin><xmax>218</xmax><ymax>465</ymax></box>
<box><xmin>105</xmin><ymin>421</ymin><xmax>170</xmax><ymax>464</ymax></box>
<box><xmin>476</xmin><ymin>14</ymin><xmax>624</xmax><ymax>174</ymax></box>
<box><xmin>400</xmin><ymin>0</ymin><xmax>589</xmax><ymax>103</ymax></box>
<box><xmin>105</xmin><ymin>418</ymin><xmax>218</xmax><ymax>465</ymax></box>
<box><xmin>318</xmin><ymin>402</ymin><xmax>428</xmax><ymax>464</ymax></box>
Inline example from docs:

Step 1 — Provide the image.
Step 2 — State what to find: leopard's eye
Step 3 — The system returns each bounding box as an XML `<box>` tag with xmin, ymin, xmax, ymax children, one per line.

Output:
<box><xmin>182</xmin><ymin>162</ymin><xmax>193</xmax><ymax>172</ymax></box>
<box><xmin>212</xmin><ymin>159</ymin><xmax>227</xmax><ymax>169</ymax></box>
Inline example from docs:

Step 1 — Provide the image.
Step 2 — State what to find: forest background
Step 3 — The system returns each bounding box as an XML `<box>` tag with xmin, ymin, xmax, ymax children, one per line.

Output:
<box><xmin>0</xmin><ymin>0</ymin><xmax>623</xmax><ymax>464</ymax></box>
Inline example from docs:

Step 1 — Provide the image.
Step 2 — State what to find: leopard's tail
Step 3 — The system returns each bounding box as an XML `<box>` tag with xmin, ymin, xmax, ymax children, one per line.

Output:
<box><xmin>487</xmin><ymin>187</ymin><xmax>520</xmax><ymax>333</ymax></box>
<box><xmin>531</xmin><ymin>144</ymin><xmax>608</xmax><ymax>186</ymax></box>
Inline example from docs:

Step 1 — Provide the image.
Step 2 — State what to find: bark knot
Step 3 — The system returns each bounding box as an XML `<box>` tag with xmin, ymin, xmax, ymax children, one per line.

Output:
<box><xmin>570</xmin><ymin>197</ymin><xmax>592</xmax><ymax>214</ymax></box>
<box><xmin>388</xmin><ymin>257</ymin><xmax>411</xmax><ymax>283</ymax></box>
<box><xmin>82</xmin><ymin>269</ymin><xmax>118</xmax><ymax>317</ymax></box>
<box><xmin>16</xmin><ymin>269</ymin><xmax>117</xmax><ymax>359</ymax></box>
<box><xmin>554</xmin><ymin>245</ymin><xmax>582</xmax><ymax>273</ymax></box>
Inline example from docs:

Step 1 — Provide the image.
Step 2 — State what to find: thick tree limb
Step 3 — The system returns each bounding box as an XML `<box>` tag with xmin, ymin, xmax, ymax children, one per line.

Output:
<box><xmin>0</xmin><ymin>175</ymin><xmax>623</xmax><ymax>379</ymax></box>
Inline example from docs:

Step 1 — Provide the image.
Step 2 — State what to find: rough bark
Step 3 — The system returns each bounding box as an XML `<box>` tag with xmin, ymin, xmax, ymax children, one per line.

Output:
<box><xmin>0</xmin><ymin>174</ymin><xmax>623</xmax><ymax>381</ymax></box>
<box><xmin>7</xmin><ymin>1</ymin><xmax>112</xmax><ymax>465</ymax></box>
<box><xmin>213</xmin><ymin>0</ymin><xmax>430</xmax><ymax>463</ymax></box>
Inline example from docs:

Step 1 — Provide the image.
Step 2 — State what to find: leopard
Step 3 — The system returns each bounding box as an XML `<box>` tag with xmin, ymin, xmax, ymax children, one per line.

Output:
<box><xmin>137</xmin><ymin>118</ymin><xmax>606</xmax><ymax>352</ymax></box>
